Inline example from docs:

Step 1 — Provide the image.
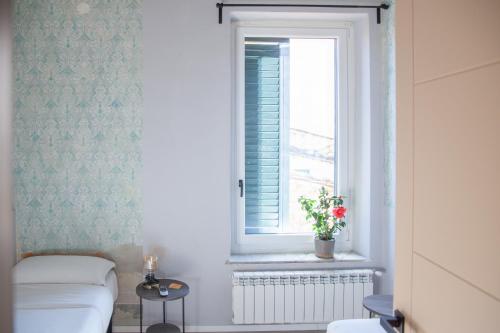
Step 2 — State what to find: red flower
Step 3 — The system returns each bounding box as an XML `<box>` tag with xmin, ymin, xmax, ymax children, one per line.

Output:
<box><xmin>332</xmin><ymin>206</ymin><xmax>346</xmax><ymax>219</ymax></box>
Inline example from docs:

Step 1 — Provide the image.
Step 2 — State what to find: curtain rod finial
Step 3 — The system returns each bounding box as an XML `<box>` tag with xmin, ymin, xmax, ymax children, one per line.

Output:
<box><xmin>216</xmin><ymin>3</ymin><xmax>223</xmax><ymax>24</ymax></box>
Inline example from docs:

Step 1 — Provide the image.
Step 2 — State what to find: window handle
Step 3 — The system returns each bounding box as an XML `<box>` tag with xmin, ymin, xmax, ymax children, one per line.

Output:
<box><xmin>239</xmin><ymin>179</ymin><xmax>244</xmax><ymax>197</ymax></box>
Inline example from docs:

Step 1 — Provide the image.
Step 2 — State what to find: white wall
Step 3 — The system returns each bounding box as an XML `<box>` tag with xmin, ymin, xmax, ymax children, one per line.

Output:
<box><xmin>143</xmin><ymin>0</ymin><xmax>394</xmax><ymax>326</ymax></box>
<box><xmin>143</xmin><ymin>0</ymin><xmax>233</xmax><ymax>325</ymax></box>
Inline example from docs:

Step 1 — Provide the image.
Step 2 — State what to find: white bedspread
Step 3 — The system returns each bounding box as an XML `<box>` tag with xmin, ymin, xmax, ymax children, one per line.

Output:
<box><xmin>14</xmin><ymin>283</ymin><xmax>114</xmax><ymax>333</ymax></box>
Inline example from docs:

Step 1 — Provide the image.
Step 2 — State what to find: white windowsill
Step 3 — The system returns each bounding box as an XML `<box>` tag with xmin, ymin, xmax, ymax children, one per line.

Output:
<box><xmin>226</xmin><ymin>252</ymin><xmax>368</xmax><ymax>265</ymax></box>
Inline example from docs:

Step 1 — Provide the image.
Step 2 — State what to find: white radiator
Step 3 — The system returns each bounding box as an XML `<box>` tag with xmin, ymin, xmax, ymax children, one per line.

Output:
<box><xmin>232</xmin><ymin>270</ymin><xmax>373</xmax><ymax>324</ymax></box>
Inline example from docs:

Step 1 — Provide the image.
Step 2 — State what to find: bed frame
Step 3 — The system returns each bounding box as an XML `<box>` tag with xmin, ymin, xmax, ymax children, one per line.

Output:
<box><xmin>20</xmin><ymin>251</ymin><xmax>111</xmax><ymax>260</ymax></box>
<box><xmin>21</xmin><ymin>251</ymin><xmax>115</xmax><ymax>333</ymax></box>
<box><xmin>107</xmin><ymin>318</ymin><xmax>113</xmax><ymax>333</ymax></box>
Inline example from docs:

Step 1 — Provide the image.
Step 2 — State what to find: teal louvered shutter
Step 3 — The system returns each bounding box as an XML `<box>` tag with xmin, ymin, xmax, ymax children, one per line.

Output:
<box><xmin>244</xmin><ymin>39</ymin><xmax>287</xmax><ymax>234</ymax></box>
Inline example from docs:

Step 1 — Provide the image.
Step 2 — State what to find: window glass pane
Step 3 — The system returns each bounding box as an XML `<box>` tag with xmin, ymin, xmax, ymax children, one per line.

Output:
<box><xmin>286</xmin><ymin>38</ymin><xmax>336</xmax><ymax>234</ymax></box>
<box><xmin>243</xmin><ymin>37</ymin><xmax>336</xmax><ymax>235</ymax></box>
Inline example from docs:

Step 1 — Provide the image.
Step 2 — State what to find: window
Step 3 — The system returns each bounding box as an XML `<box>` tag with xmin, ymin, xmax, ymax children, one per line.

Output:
<box><xmin>234</xmin><ymin>25</ymin><xmax>352</xmax><ymax>252</ymax></box>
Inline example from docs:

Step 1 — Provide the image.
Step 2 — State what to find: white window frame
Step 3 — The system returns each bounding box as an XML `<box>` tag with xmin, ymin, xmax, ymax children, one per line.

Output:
<box><xmin>232</xmin><ymin>22</ymin><xmax>355</xmax><ymax>254</ymax></box>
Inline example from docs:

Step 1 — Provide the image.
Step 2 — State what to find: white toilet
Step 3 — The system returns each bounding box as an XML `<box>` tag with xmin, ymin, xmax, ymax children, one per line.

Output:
<box><xmin>327</xmin><ymin>318</ymin><xmax>387</xmax><ymax>333</ymax></box>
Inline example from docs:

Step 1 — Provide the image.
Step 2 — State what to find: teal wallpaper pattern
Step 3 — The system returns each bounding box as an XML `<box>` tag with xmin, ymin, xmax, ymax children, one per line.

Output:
<box><xmin>382</xmin><ymin>0</ymin><xmax>395</xmax><ymax>210</ymax></box>
<box><xmin>13</xmin><ymin>0</ymin><xmax>143</xmax><ymax>253</ymax></box>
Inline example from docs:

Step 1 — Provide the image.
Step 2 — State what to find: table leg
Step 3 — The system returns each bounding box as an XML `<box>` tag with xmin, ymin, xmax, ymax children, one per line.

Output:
<box><xmin>182</xmin><ymin>297</ymin><xmax>185</xmax><ymax>333</ymax></box>
<box><xmin>140</xmin><ymin>297</ymin><xmax>143</xmax><ymax>333</ymax></box>
<box><xmin>163</xmin><ymin>301</ymin><xmax>166</xmax><ymax>323</ymax></box>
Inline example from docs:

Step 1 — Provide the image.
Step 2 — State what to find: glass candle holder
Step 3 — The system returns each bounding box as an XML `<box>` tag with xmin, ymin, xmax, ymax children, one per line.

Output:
<box><xmin>143</xmin><ymin>255</ymin><xmax>159</xmax><ymax>285</ymax></box>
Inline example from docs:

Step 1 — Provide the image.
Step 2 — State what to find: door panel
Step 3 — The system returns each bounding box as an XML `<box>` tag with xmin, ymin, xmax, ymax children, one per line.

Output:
<box><xmin>414</xmin><ymin>0</ymin><xmax>500</xmax><ymax>82</ymax></box>
<box><xmin>395</xmin><ymin>0</ymin><xmax>500</xmax><ymax>331</ymax></box>
<box><xmin>414</xmin><ymin>63</ymin><xmax>500</xmax><ymax>299</ymax></box>
<box><xmin>412</xmin><ymin>255</ymin><xmax>500</xmax><ymax>333</ymax></box>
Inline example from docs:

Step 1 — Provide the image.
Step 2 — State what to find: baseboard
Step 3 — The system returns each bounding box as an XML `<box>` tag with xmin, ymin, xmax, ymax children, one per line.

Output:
<box><xmin>114</xmin><ymin>323</ymin><xmax>328</xmax><ymax>332</ymax></box>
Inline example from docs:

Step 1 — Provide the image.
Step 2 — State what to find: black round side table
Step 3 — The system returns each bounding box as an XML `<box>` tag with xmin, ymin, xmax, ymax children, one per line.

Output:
<box><xmin>136</xmin><ymin>279</ymin><xmax>190</xmax><ymax>333</ymax></box>
<box><xmin>362</xmin><ymin>294</ymin><xmax>393</xmax><ymax>318</ymax></box>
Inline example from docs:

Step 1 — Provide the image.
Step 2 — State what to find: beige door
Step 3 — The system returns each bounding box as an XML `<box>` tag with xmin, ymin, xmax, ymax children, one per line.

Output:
<box><xmin>394</xmin><ymin>0</ymin><xmax>500</xmax><ymax>332</ymax></box>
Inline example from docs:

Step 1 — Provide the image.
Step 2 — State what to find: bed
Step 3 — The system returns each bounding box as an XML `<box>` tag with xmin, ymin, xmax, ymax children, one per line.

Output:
<box><xmin>13</xmin><ymin>255</ymin><xmax>117</xmax><ymax>333</ymax></box>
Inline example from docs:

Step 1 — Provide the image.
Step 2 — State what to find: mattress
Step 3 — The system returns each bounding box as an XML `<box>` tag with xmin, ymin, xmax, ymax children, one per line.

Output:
<box><xmin>14</xmin><ymin>275</ymin><xmax>116</xmax><ymax>333</ymax></box>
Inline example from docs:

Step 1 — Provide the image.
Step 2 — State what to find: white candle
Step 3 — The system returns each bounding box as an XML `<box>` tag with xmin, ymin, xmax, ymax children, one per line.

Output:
<box><xmin>144</xmin><ymin>255</ymin><xmax>158</xmax><ymax>271</ymax></box>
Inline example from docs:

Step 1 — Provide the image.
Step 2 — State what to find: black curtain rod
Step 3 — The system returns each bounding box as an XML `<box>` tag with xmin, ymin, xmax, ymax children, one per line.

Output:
<box><xmin>216</xmin><ymin>3</ymin><xmax>390</xmax><ymax>24</ymax></box>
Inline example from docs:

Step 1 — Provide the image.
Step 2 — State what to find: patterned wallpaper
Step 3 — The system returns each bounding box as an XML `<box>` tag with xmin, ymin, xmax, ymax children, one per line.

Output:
<box><xmin>381</xmin><ymin>0</ymin><xmax>396</xmax><ymax>294</ymax></box>
<box><xmin>383</xmin><ymin>0</ymin><xmax>396</xmax><ymax>211</ymax></box>
<box><xmin>13</xmin><ymin>0</ymin><xmax>143</xmax><ymax>323</ymax></box>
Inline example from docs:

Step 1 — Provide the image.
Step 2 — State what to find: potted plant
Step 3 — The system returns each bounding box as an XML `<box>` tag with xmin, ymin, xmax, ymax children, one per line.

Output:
<box><xmin>299</xmin><ymin>187</ymin><xmax>347</xmax><ymax>258</ymax></box>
